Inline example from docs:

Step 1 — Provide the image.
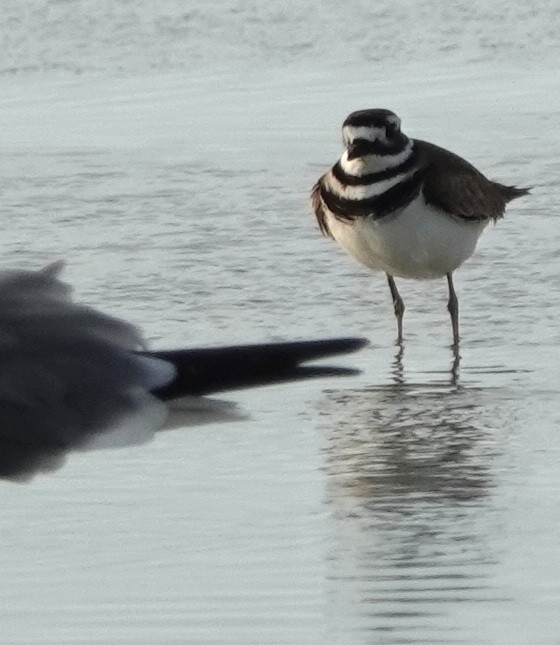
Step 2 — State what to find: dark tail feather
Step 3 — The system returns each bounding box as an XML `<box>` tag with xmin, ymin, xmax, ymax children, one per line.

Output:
<box><xmin>145</xmin><ymin>337</ymin><xmax>368</xmax><ymax>399</ymax></box>
<box><xmin>501</xmin><ymin>184</ymin><xmax>531</xmax><ymax>202</ymax></box>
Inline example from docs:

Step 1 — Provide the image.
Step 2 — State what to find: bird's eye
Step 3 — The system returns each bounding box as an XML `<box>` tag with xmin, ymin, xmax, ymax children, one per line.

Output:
<box><xmin>386</xmin><ymin>122</ymin><xmax>399</xmax><ymax>137</ymax></box>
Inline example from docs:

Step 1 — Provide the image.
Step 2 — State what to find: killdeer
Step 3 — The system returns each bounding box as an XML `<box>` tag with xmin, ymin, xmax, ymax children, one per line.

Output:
<box><xmin>0</xmin><ymin>262</ymin><xmax>366</xmax><ymax>481</ymax></box>
<box><xmin>312</xmin><ymin>108</ymin><xmax>530</xmax><ymax>346</ymax></box>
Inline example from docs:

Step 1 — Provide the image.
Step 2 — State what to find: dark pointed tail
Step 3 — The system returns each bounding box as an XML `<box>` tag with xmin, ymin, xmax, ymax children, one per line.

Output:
<box><xmin>501</xmin><ymin>184</ymin><xmax>531</xmax><ymax>202</ymax></box>
<box><xmin>145</xmin><ymin>337</ymin><xmax>368</xmax><ymax>399</ymax></box>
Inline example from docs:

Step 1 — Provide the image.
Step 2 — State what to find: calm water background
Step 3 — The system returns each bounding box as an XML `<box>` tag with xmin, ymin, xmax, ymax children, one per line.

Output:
<box><xmin>0</xmin><ymin>1</ymin><xmax>559</xmax><ymax>643</ymax></box>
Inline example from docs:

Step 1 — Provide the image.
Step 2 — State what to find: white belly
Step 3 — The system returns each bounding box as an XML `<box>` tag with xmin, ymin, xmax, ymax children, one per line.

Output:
<box><xmin>325</xmin><ymin>195</ymin><xmax>488</xmax><ymax>280</ymax></box>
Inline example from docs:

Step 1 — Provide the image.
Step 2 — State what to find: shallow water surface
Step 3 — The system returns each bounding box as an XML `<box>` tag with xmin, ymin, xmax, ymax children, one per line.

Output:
<box><xmin>0</xmin><ymin>2</ymin><xmax>559</xmax><ymax>643</ymax></box>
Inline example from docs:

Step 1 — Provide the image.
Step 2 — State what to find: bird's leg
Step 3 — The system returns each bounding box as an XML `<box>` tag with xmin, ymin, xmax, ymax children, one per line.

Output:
<box><xmin>446</xmin><ymin>272</ymin><xmax>460</xmax><ymax>347</ymax></box>
<box><xmin>386</xmin><ymin>274</ymin><xmax>405</xmax><ymax>344</ymax></box>
<box><xmin>450</xmin><ymin>343</ymin><xmax>461</xmax><ymax>386</ymax></box>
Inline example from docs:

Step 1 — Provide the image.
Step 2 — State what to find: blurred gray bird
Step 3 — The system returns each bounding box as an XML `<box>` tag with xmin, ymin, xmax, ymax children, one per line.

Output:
<box><xmin>0</xmin><ymin>262</ymin><xmax>366</xmax><ymax>481</ymax></box>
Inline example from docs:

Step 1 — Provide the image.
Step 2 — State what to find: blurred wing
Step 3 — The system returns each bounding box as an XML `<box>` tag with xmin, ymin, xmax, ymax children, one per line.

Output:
<box><xmin>0</xmin><ymin>265</ymin><xmax>175</xmax><ymax>482</ymax></box>
<box><xmin>151</xmin><ymin>337</ymin><xmax>367</xmax><ymax>398</ymax></box>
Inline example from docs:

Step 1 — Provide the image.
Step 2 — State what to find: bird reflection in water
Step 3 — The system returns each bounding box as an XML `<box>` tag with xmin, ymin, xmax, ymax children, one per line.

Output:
<box><xmin>392</xmin><ymin>342</ymin><xmax>461</xmax><ymax>386</ymax></box>
<box><xmin>319</xmin><ymin>366</ymin><xmax>517</xmax><ymax>642</ymax></box>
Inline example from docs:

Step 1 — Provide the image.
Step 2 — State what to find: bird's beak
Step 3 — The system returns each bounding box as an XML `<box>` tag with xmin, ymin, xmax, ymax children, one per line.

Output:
<box><xmin>346</xmin><ymin>139</ymin><xmax>366</xmax><ymax>161</ymax></box>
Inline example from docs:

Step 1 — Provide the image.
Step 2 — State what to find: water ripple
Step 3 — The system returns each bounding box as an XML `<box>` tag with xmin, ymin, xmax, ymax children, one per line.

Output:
<box><xmin>319</xmin><ymin>383</ymin><xmax>517</xmax><ymax>641</ymax></box>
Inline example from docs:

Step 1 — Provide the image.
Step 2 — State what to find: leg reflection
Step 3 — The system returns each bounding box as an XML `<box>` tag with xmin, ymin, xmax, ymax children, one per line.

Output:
<box><xmin>391</xmin><ymin>342</ymin><xmax>405</xmax><ymax>385</ymax></box>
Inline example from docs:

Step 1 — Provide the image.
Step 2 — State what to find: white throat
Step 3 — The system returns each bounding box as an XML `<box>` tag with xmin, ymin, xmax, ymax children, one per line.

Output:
<box><xmin>340</xmin><ymin>140</ymin><xmax>414</xmax><ymax>177</ymax></box>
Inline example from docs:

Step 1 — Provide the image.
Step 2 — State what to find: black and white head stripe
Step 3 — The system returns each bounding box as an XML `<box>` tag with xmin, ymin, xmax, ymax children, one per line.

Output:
<box><xmin>342</xmin><ymin>108</ymin><xmax>409</xmax><ymax>158</ymax></box>
<box><xmin>343</xmin><ymin>108</ymin><xmax>401</xmax><ymax>130</ymax></box>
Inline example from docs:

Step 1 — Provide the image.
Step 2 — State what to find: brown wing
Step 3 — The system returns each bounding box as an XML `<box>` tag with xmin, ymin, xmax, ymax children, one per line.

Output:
<box><xmin>311</xmin><ymin>177</ymin><xmax>332</xmax><ymax>237</ymax></box>
<box><xmin>416</xmin><ymin>140</ymin><xmax>528</xmax><ymax>222</ymax></box>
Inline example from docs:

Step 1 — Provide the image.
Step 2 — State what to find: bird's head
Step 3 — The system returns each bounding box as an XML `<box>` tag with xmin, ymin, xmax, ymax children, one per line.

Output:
<box><xmin>342</xmin><ymin>109</ymin><xmax>408</xmax><ymax>160</ymax></box>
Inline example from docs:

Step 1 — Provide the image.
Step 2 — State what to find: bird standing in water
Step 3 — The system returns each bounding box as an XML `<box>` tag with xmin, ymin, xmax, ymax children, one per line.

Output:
<box><xmin>312</xmin><ymin>108</ymin><xmax>530</xmax><ymax>345</ymax></box>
